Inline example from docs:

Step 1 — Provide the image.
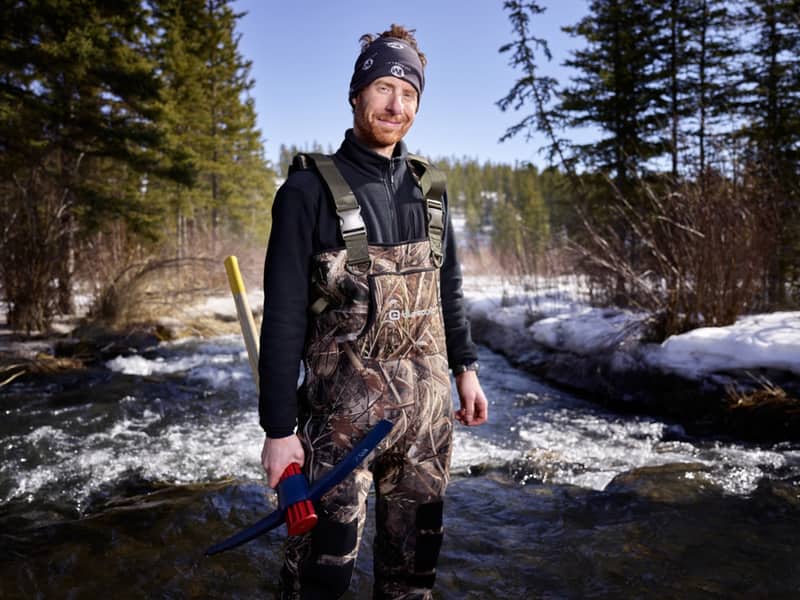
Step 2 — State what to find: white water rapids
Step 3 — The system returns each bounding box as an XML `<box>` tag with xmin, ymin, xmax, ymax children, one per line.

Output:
<box><xmin>2</xmin><ymin>336</ymin><xmax>797</xmax><ymax>512</ymax></box>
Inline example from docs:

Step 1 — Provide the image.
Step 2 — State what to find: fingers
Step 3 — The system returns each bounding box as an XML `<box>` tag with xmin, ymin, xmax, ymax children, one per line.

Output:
<box><xmin>472</xmin><ymin>389</ymin><xmax>488</xmax><ymax>425</ymax></box>
<box><xmin>454</xmin><ymin>370</ymin><xmax>488</xmax><ymax>427</ymax></box>
<box><xmin>267</xmin><ymin>460</ymin><xmax>285</xmax><ymax>489</ymax></box>
<box><xmin>262</xmin><ymin>436</ymin><xmax>305</xmax><ymax>488</ymax></box>
<box><xmin>268</xmin><ymin>468</ymin><xmax>286</xmax><ymax>489</ymax></box>
<box><xmin>268</xmin><ymin>455</ymin><xmax>302</xmax><ymax>488</ymax></box>
<box><xmin>472</xmin><ymin>395</ymin><xmax>488</xmax><ymax>425</ymax></box>
<box><xmin>455</xmin><ymin>387</ymin><xmax>489</xmax><ymax>427</ymax></box>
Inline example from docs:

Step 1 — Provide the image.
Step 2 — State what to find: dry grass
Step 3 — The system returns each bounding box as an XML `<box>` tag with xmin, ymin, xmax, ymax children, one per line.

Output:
<box><xmin>571</xmin><ymin>171</ymin><xmax>777</xmax><ymax>338</ymax></box>
<box><xmin>75</xmin><ymin>223</ymin><xmax>266</xmax><ymax>333</ymax></box>
<box><xmin>725</xmin><ymin>376</ymin><xmax>800</xmax><ymax>414</ymax></box>
<box><xmin>0</xmin><ymin>352</ymin><xmax>84</xmax><ymax>389</ymax></box>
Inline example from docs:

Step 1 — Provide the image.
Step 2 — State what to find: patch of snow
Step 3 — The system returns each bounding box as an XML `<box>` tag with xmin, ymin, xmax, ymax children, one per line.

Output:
<box><xmin>530</xmin><ymin>307</ymin><xmax>649</xmax><ymax>355</ymax></box>
<box><xmin>192</xmin><ymin>290</ymin><xmax>264</xmax><ymax>319</ymax></box>
<box><xmin>646</xmin><ymin>311</ymin><xmax>800</xmax><ymax>378</ymax></box>
<box><xmin>461</xmin><ymin>275</ymin><xmax>800</xmax><ymax>380</ymax></box>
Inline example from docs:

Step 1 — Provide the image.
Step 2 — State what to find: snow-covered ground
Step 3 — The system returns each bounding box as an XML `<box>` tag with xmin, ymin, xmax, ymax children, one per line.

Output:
<box><xmin>2</xmin><ymin>275</ymin><xmax>799</xmax><ymax>381</ymax></box>
<box><xmin>194</xmin><ymin>273</ymin><xmax>800</xmax><ymax>382</ymax></box>
<box><xmin>462</xmin><ymin>275</ymin><xmax>800</xmax><ymax>380</ymax></box>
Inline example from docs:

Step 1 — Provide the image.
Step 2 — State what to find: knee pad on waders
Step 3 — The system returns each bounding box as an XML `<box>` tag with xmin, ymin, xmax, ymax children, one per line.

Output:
<box><xmin>413</xmin><ymin>501</ymin><xmax>444</xmax><ymax>587</ymax></box>
<box><xmin>303</xmin><ymin>518</ymin><xmax>360</xmax><ymax>597</ymax></box>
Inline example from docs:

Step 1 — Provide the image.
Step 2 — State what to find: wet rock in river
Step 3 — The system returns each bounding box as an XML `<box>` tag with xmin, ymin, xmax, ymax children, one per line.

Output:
<box><xmin>0</xmin><ymin>480</ymin><xmax>285</xmax><ymax>598</ymax></box>
<box><xmin>605</xmin><ymin>462</ymin><xmax>715</xmax><ymax>502</ymax></box>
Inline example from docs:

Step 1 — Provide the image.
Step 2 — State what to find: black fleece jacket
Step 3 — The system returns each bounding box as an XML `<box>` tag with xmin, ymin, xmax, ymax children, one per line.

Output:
<box><xmin>258</xmin><ymin>130</ymin><xmax>477</xmax><ymax>438</ymax></box>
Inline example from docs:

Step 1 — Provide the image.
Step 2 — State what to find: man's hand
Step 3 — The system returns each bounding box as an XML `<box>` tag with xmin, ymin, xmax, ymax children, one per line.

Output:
<box><xmin>454</xmin><ymin>370</ymin><xmax>488</xmax><ymax>426</ymax></box>
<box><xmin>261</xmin><ymin>434</ymin><xmax>305</xmax><ymax>489</ymax></box>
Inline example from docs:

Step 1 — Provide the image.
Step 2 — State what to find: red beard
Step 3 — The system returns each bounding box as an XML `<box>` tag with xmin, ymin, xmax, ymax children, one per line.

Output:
<box><xmin>353</xmin><ymin>109</ymin><xmax>413</xmax><ymax>151</ymax></box>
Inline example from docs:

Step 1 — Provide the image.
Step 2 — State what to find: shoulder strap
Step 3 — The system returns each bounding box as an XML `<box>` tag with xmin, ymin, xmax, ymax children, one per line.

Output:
<box><xmin>299</xmin><ymin>153</ymin><xmax>371</xmax><ymax>271</ymax></box>
<box><xmin>288</xmin><ymin>153</ymin><xmax>311</xmax><ymax>174</ymax></box>
<box><xmin>408</xmin><ymin>154</ymin><xmax>446</xmax><ymax>268</ymax></box>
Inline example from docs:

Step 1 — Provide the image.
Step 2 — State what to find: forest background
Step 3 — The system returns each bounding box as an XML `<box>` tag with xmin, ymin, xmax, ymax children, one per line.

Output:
<box><xmin>1</xmin><ymin>0</ymin><xmax>798</xmax><ymax>343</ymax></box>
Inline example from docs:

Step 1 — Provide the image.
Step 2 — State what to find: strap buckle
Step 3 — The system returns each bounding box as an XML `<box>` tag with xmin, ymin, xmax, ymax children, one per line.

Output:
<box><xmin>426</xmin><ymin>197</ymin><xmax>445</xmax><ymax>267</ymax></box>
<box><xmin>339</xmin><ymin>206</ymin><xmax>365</xmax><ymax>236</ymax></box>
<box><xmin>426</xmin><ymin>198</ymin><xmax>444</xmax><ymax>232</ymax></box>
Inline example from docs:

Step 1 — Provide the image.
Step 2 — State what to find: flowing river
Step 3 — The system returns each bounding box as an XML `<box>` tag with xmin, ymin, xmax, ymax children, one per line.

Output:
<box><xmin>1</xmin><ymin>337</ymin><xmax>799</xmax><ymax>598</ymax></box>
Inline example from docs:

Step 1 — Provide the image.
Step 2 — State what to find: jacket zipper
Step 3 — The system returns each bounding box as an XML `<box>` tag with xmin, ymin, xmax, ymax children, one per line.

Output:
<box><xmin>384</xmin><ymin>159</ymin><xmax>398</xmax><ymax>239</ymax></box>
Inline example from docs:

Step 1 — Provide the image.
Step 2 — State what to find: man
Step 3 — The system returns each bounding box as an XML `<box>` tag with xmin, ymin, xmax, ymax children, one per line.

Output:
<box><xmin>258</xmin><ymin>24</ymin><xmax>488</xmax><ymax>599</ymax></box>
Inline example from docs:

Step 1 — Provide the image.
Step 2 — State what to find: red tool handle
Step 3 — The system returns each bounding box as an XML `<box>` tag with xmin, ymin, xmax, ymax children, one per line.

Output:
<box><xmin>279</xmin><ymin>463</ymin><xmax>318</xmax><ymax>536</ymax></box>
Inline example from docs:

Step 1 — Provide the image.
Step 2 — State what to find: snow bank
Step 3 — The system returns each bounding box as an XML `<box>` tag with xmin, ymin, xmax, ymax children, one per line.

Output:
<box><xmin>646</xmin><ymin>312</ymin><xmax>800</xmax><ymax>378</ymax></box>
<box><xmin>190</xmin><ymin>290</ymin><xmax>264</xmax><ymax>320</ymax></box>
<box><xmin>531</xmin><ymin>307</ymin><xmax>650</xmax><ymax>355</ymax></box>
<box><xmin>463</xmin><ymin>275</ymin><xmax>800</xmax><ymax>380</ymax></box>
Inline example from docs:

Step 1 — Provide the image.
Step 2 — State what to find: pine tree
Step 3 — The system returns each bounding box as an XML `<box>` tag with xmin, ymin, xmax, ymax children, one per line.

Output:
<box><xmin>0</xmin><ymin>0</ymin><xmax>191</xmax><ymax>332</ymax></box>
<box><xmin>491</xmin><ymin>163</ymin><xmax>550</xmax><ymax>275</ymax></box>
<box><xmin>642</xmin><ymin>0</ymin><xmax>736</xmax><ymax>180</ymax></box>
<box><xmin>497</xmin><ymin>1</ymin><xmax>570</xmax><ymax>169</ymax></box>
<box><xmin>278</xmin><ymin>144</ymin><xmax>295</xmax><ymax>178</ymax></box>
<box><xmin>683</xmin><ymin>0</ymin><xmax>738</xmax><ymax>179</ymax></box>
<box><xmin>646</xmin><ymin>0</ymin><xmax>696</xmax><ymax>179</ymax></box>
<box><xmin>735</xmin><ymin>0</ymin><xmax>800</xmax><ymax>302</ymax></box>
<box><xmin>149</xmin><ymin>0</ymin><xmax>274</xmax><ymax>255</ymax></box>
<box><xmin>560</xmin><ymin>0</ymin><xmax>665</xmax><ymax>192</ymax></box>
<box><xmin>737</xmin><ymin>0</ymin><xmax>800</xmax><ymax>170</ymax></box>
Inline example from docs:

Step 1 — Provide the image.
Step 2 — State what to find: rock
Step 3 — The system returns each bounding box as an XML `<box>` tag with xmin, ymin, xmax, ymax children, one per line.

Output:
<box><xmin>605</xmin><ymin>463</ymin><xmax>715</xmax><ymax>502</ymax></box>
<box><xmin>0</xmin><ymin>480</ymin><xmax>286</xmax><ymax>598</ymax></box>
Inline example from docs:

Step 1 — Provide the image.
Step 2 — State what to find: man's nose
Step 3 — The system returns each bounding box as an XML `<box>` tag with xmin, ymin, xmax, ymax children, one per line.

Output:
<box><xmin>386</xmin><ymin>92</ymin><xmax>405</xmax><ymax>113</ymax></box>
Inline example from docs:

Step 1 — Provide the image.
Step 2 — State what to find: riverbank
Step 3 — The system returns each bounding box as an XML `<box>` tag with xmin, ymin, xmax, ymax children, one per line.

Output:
<box><xmin>462</xmin><ymin>275</ymin><xmax>800</xmax><ymax>441</ymax></box>
<box><xmin>3</xmin><ymin>286</ymin><xmax>800</xmax><ymax>598</ymax></box>
<box><xmin>0</xmin><ymin>291</ymin><xmax>257</xmax><ymax>385</ymax></box>
<box><xmin>2</xmin><ymin>277</ymin><xmax>799</xmax><ymax>441</ymax></box>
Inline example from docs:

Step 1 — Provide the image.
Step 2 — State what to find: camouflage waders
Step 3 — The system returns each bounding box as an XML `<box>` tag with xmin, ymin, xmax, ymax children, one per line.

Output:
<box><xmin>281</xmin><ymin>155</ymin><xmax>452</xmax><ymax>600</ymax></box>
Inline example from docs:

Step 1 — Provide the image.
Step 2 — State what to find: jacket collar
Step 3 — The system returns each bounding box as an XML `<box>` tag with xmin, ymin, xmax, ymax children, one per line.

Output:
<box><xmin>337</xmin><ymin>129</ymin><xmax>408</xmax><ymax>177</ymax></box>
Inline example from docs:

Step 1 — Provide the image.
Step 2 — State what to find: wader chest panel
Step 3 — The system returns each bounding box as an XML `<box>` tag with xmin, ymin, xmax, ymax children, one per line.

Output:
<box><xmin>307</xmin><ymin>240</ymin><xmax>446</xmax><ymax>379</ymax></box>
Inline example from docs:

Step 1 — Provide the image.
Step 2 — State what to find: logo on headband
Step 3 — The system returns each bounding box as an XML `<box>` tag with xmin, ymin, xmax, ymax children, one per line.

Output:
<box><xmin>386</xmin><ymin>42</ymin><xmax>405</xmax><ymax>50</ymax></box>
<box><xmin>390</xmin><ymin>65</ymin><xmax>405</xmax><ymax>78</ymax></box>
<box><xmin>362</xmin><ymin>58</ymin><xmax>374</xmax><ymax>71</ymax></box>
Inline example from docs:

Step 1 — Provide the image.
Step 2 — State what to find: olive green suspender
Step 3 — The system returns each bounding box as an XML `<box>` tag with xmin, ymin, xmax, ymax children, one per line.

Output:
<box><xmin>408</xmin><ymin>152</ymin><xmax>447</xmax><ymax>270</ymax></box>
<box><xmin>295</xmin><ymin>152</ymin><xmax>447</xmax><ymax>274</ymax></box>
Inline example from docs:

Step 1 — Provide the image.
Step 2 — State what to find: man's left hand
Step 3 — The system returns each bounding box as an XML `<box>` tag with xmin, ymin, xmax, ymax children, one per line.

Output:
<box><xmin>454</xmin><ymin>370</ymin><xmax>488</xmax><ymax>426</ymax></box>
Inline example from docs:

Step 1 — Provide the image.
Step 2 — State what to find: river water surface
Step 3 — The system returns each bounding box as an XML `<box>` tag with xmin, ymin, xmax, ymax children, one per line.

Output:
<box><xmin>1</xmin><ymin>337</ymin><xmax>799</xmax><ymax>598</ymax></box>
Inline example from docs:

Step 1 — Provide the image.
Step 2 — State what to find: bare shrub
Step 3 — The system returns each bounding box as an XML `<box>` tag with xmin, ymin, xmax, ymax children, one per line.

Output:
<box><xmin>572</xmin><ymin>170</ymin><xmax>777</xmax><ymax>338</ymax></box>
<box><xmin>89</xmin><ymin>256</ymin><xmax>219</xmax><ymax>328</ymax></box>
<box><xmin>0</xmin><ymin>169</ymin><xmax>72</xmax><ymax>333</ymax></box>
<box><xmin>77</xmin><ymin>222</ymin><xmax>253</xmax><ymax>330</ymax></box>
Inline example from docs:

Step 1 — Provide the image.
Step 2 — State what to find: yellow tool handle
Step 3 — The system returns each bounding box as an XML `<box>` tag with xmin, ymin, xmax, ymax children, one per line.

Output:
<box><xmin>224</xmin><ymin>255</ymin><xmax>260</xmax><ymax>392</ymax></box>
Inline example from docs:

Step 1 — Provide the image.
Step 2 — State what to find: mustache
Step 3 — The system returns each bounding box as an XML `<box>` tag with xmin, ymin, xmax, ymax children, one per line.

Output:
<box><xmin>376</xmin><ymin>114</ymin><xmax>407</xmax><ymax>124</ymax></box>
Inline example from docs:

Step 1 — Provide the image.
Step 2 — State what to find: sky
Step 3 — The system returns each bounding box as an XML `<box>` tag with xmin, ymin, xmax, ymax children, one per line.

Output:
<box><xmin>233</xmin><ymin>0</ymin><xmax>591</xmax><ymax>169</ymax></box>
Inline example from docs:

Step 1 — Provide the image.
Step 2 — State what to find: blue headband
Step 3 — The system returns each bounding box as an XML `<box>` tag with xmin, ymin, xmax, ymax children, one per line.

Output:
<box><xmin>348</xmin><ymin>37</ymin><xmax>425</xmax><ymax>104</ymax></box>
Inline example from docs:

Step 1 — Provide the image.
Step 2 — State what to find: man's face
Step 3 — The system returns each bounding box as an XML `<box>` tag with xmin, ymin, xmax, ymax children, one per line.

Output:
<box><xmin>352</xmin><ymin>76</ymin><xmax>418</xmax><ymax>157</ymax></box>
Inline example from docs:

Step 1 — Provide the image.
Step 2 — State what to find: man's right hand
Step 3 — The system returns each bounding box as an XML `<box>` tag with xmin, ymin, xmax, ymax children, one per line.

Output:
<box><xmin>261</xmin><ymin>434</ymin><xmax>305</xmax><ymax>489</ymax></box>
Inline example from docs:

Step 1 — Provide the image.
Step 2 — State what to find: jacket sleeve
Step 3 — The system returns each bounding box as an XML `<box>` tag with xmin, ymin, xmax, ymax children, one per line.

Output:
<box><xmin>257</xmin><ymin>175</ymin><xmax>317</xmax><ymax>437</ymax></box>
<box><xmin>439</xmin><ymin>193</ymin><xmax>479</xmax><ymax>369</ymax></box>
